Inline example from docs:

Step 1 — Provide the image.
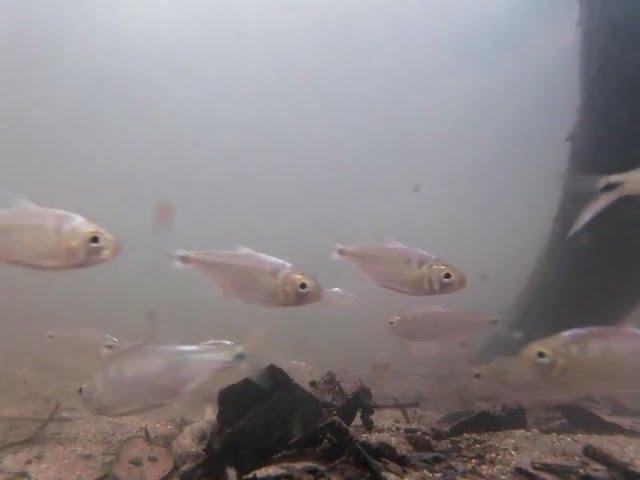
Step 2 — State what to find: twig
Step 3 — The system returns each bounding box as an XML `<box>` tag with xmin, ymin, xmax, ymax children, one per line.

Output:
<box><xmin>371</xmin><ymin>402</ymin><xmax>420</xmax><ymax>410</ymax></box>
<box><xmin>582</xmin><ymin>444</ymin><xmax>640</xmax><ymax>480</ymax></box>
<box><xmin>0</xmin><ymin>402</ymin><xmax>60</xmax><ymax>452</ymax></box>
<box><xmin>0</xmin><ymin>414</ymin><xmax>71</xmax><ymax>423</ymax></box>
<box><xmin>392</xmin><ymin>396</ymin><xmax>411</xmax><ymax>423</ymax></box>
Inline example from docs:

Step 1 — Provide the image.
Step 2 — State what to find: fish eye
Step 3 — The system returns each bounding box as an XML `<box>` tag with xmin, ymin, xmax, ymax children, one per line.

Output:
<box><xmin>534</xmin><ymin>348</ymin><xmax>553</xmax><ymax>364</ymax></box>
<box><xmin>77</xmin><ymin>386</ymin><xmax>84</xmax><ymax>395</ymax></box>
<box><xmin>442</xmin><ymin>271</ymin><xmax>453</xmax><ymax>281</ymax></box>
<box><xmin>89</xmin><ymin>234</ymin><xmax>101</xmax><ymax>245</ymax></box>
<box><xmin>473</xmin><ymin>372</ymin><xmax>482</xmax><ymax>380</ymax></box>
<box><xmin>298</xmin><ymin>281</ymin><xmax>308</xmax><ymax>291</ymax></box>
<box><xmin>388</xmin><ymin>319</ymin><xmax>396</xmax><ymax>326</ymax></box>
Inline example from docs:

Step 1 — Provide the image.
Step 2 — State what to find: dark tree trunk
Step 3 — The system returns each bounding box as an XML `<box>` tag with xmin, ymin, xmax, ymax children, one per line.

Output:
<box><xmin>483</xmin><ymin>0</ymin><xmax>640</xmax><ymax>357</ymax></box>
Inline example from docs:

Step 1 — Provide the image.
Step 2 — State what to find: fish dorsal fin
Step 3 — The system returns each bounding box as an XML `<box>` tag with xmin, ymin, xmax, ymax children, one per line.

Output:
<box><xmin>232</xmin><ymin>245</ymin><xmax>258</xmax><ymax>254</ymax></box>
<box><xmin>11</xmin><ymin>198</ymin><xmax>40</xmax><ymax>211</ymax></box>
<box><xmin>233</xmin><ymin>246</ymin><xmax>293</xmax><ymax>273</ymax></box>
<box><xmin>200</xmin><ymin>339</ymin><xmax>235</xmax><ymax>347</ymax></box>
<box><xmin>383</xmin><ymin>239</ymin><xmax>407</xmax><ymax>248</ymax></box>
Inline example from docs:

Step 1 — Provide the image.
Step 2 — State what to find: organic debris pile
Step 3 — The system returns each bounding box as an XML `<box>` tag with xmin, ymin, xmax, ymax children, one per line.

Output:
<box><xmin>173</xmin><ymin>366</ymin><xmax>640</xmax><ymax>480</ymax></box>
<box><xmin>183</xmin><ymin>364</ymin><xmax>414</xmax><ymax>479</ymax></box>
<box><xmin>3</xmin><ymin>366</ymin><xmax>640</xmax><ymax>480</ymax></box>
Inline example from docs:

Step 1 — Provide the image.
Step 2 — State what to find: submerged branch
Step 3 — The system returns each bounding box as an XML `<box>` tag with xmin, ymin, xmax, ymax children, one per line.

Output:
<box><xmin>0</xmin><ymin>402</ymin><xmax>60</xmax><ymax>452</ymax></box>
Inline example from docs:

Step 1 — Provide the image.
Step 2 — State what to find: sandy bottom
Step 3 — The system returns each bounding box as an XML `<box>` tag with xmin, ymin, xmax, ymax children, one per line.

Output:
<box><xmin>1</xmin><ymin>402</ymin><xmax>640</xmax><ymax>480</ymax></box>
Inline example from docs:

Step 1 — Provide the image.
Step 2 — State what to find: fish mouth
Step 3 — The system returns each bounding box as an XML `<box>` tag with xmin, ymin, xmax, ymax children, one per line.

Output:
<box><xmin>99</xmin><ymin>235</ymin><xmax>122</xmax><ymax>261</ymax></box>
<box><xmin>111</xmin><ymin>236</ymin><xmax>123</xmax><ymax>257</ymax></box>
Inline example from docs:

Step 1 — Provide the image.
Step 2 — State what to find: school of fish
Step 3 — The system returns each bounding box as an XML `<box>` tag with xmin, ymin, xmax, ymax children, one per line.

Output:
<box><xmin>2</xmin><ymin>189</ymin><xmax>640</xmax><ymax>416</ymax></box>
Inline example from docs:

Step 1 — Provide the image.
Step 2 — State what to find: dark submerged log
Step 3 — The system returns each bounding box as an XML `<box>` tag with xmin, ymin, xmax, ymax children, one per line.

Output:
<box><xmin>484</xmin><ymin>0</ymin><xmax>640</xmax><ymax>356</ymax></box>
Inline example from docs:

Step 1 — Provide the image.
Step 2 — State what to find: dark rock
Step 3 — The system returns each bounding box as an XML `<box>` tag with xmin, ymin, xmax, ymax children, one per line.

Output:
<box><xmin>513</xmin><ymin>466</ymin><xmax>544</xmax><ymax>480</ymax></box>
<box><xmin>216</xmin><ymin>365</ymin><xmax>296</xmax><ymax>430</ymax></box>
<box><xmin>557</xmin><ymin>404</ymin><xmax>640</xmax><ymax>436</ymax></box>
<box><xmin>408</xmin><ymin>452</ymin><xmax>448</xmax><ymax>466</ymax></box>
<box><xmin>582</xmin><ymin>444</ymin><xmax>640</xmax><ymax>479</ymax></box>
<box><xmin>405</xmin><ymin>433</ymin><xmax>435</xmax><ymax>452</ymax></box>
<box><xmin>360</xmin><ymin>440</ymin><xmax>408</xmax><ymax>466</ymax></box>
<box><xmin>531</xmin><ymin>461</ymin><xmax>582</xmax><ymax>477</ymax></box>
<box><xmin>436</xmin><ymin>410</ymin><xmax>476</xmax><ymax>425</ymax></box>
<box><xmin>447</xmin><ymin>405</ymin><xmax>527</xmax><ymax>437</ymax></box>
<box><xmin>202</xmin><ymin>365</ymin><xmax>325</xmax><ymax>477</ymax></box>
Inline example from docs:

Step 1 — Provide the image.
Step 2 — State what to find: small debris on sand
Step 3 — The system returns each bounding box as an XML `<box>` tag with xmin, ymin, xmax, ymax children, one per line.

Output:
<box><xmin>111</xmin><ymin>436</ymin><xmax>174</xmax><ymax>480</ymax></box>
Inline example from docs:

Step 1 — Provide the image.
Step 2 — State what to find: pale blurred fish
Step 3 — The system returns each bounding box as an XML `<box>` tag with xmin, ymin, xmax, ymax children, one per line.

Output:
<box><xmin>0</xmin><ymin>330</ymin><xmax>124</xmax><ymax>408</ymax></box>
<box><xmin>44</xmin><ymin>330</ymin><xmax>121</xmax><ymax>360</ymax></box>
<box><xmin>152</xmin><ymin>198</ymin><xmax>175</xmax><ymax>232</ymax></box>
<box><xmin>387</xmin><ymin>305</ymin><xmax>500</xmax><ymax>342</ymax></box>
<box><xmin>332</xmin><ymin>242</ymin><xmax>466</xmax><ymax>295</ymax></box>
<box><xmin>0</xmin><ymin>198</ymin><xmax>120</xmax><ymax>269</ymax></box>
<box><xmin>519</xmin><ymin>326</ymin><xmax>640</xmax><ymax>396</ymax></box>
<box><xmin>79</xmin><ymin>340</ymin><xmax>246</xmax><ymax>416</ymax></box>
<box><xmin>171</xmin><ymin>246</ymin><xmax>355</xmax><ymax>307</ymax></box>
<box><xmin>469</xmin><ymin>356</ymin><xmax>550</xmax><ymax>405</ymax></box>
<box><xmin>568</xmin><ymin>167</ymin><xmax>640</xmax><ymax>237</ymax></box>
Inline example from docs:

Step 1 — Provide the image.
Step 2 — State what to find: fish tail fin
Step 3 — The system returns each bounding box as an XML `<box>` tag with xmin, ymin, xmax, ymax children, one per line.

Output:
<box><xmin>331</xmin><ymin>244</ymin><xmax>348</xmax><ymax>261</ymax></box>
<box><xmin>567</xmin><ymin>189</ymin><xmax>623</xmax><ymax>238</ymax></box>
<box><xmin>169</xmin><ymin>249</ymin><xmax>191</xmax><ymax>268</ymax></box>
<box><xmin>597</xmin><ymin>172</ymin><xmax>625</xmax><ymax>191</ymax></box>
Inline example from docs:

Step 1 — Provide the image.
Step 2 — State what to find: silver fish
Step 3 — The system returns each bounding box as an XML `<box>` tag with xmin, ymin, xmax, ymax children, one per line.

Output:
<box><xmin>172</xmin><ymin>246</ymin><xmax>354</xmax><ymax>307</ymax></box>
<box><xmin>519</xmin><ymin>326</ymin><xmax>640</xmax><ymax>395</ymax></box>
<box><xmin>332</xmin><ymin>242</ymin><xmax>466</xmax><ymax>295</ymax></box>
<box><xmin>387</xmin><ymin>305</ymin><xmax>500</xmax><ymax>342</ymax></box>
<box><xmin>469</xmin><ymin>356</ymin><xmax>548</xmax><ymax>404</ymax></box>
<box><xmin>0</xmin><ymin>198</ymin><xmax>120</xmax><ymax>269</ymax></box>
<box><xmin>44</xmin><ymin>330</ymin><xmax>121</xmax><ymax>360</ymax></box>
<box><xmin>568</xmin><ymin>167</ymin><xmax>640</xmax><ymax>237</ymax></box>
<box><xmin>78</xmin><ymin>341</ymin><xmax>246</xmax><ymax>416</ymax></box>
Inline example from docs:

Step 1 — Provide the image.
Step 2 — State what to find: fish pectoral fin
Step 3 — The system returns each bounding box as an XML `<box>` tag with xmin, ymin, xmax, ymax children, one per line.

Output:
<box><xmin>567</xmin><ymin>189</ymin><xmax>623</xmax><ymax>237</ymax></box>
<box><xmin>323</xmin><ymin>288</ymin><xmax>358</xmax><ymax>307</ymax></box>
